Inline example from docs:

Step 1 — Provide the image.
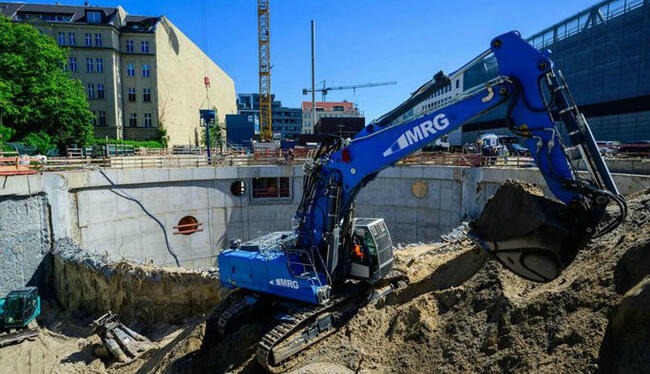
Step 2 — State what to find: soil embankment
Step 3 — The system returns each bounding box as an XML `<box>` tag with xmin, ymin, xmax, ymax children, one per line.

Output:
<box><xmin>1</xmin><ymin>184</ymin><xmax>648</xmax><ymax>374</ymax></box>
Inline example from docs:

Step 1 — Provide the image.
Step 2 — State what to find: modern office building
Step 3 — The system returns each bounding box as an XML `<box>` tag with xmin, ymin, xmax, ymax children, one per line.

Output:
<box><xmin>225</xmin><ymin>113</ymin><xmax>257</xmax><ymax>148</ymax></box>
<box><xmin>0</xmin><ymin>2</ymin><xmax>236</xmax><ymax>146</ymax></box>
<box><xmin>301</xmin><ymin>101</ymin><xmax>363</xmax><ymax>134</ymax></box>
<box><xmin>460</xmin><ymin>0</ymin><xmax>650</xmax><ymax>144</ymax></box>
<box><xmin>237</xmin><ymin>93</ymin><xmax>302</xmax><ymax>140</ymax></box>
<box><xmin>392</xmin><ymin>0</ymin><xmax>650</xmax><ymax>146</ymax></box>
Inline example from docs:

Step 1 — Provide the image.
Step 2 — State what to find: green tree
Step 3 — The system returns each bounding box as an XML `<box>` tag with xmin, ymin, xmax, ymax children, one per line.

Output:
<box><xmin>0</xmin><ymin>16</ymin><xmax>93</xmax><ymax>150</ymax></box>
<box><xmin>200</xmin><ymin>111</ymin><xmax>224</xmax><ymax>150</ymax></box>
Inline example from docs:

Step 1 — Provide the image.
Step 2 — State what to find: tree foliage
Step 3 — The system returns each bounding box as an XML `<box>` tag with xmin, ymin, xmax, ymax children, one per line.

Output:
<box><xmin>0</xmin><ymin>16</ymin><xmax>93</xmax><ymax>149</ymax></box>
<box><xmin>200</xmin><ymin>111</ymin><xmax>224</xmax><ymax>149</ymax></box>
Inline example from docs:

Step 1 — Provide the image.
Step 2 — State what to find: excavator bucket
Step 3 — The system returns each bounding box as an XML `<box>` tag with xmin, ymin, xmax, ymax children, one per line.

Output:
<box><xmin>469</xmin><ymin>179</ymin><xmax>585</xmax><ymax>282</ymax></box>
<box><xmin>91</xmin><ymin>311</ymin><xmax>154</xmax><ymax>362</ymax></box>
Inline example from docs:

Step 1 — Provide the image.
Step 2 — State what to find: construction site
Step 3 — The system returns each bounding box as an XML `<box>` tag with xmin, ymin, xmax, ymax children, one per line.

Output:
<box><xmin>1</xmin><ymin>0</ymin><xmax>650</xmax><ymax>373</ymax></box>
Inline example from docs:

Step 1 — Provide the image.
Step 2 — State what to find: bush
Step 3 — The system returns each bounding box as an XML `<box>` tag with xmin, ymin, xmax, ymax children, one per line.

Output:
<box><xmin>22</xmin><ymin>131</ymin><xmax>55</xmax><ymax>154</ymax></box>
<box><xmin>91</xmin><ymin>138</ymin><xmax>164</xmax><ymax>149</ymax></box>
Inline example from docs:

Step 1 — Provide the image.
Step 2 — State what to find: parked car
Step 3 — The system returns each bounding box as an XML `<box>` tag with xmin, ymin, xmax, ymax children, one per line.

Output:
<box><xmin>617</xmin><ymin>140</ymin><xmax>650</xmax><ymax>158</ymax></box>
<box><xmin>506</xmin><ymin>143</ymin><xmax>529</xmax><ymax>156</ymax></box>
<box><xmin>596</xmin><ymin>141</ymin><xmax>622</xmax><ymax>157</ymax></box>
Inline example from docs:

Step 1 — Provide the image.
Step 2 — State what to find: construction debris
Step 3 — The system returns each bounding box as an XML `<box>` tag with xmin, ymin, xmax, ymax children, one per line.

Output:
<box><xmin>91</xmin><ymin>311</ymin><xmax>154</xmax><ymax>363</ymax></box>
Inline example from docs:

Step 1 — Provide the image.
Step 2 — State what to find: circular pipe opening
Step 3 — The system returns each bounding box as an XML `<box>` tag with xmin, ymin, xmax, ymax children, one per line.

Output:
<box><xmin>177</xmin><ymin>216</ymin><xmax>199</xmax><ymax>235</ymax></box>
<box><xmin>231</xmin><ymin>180</ymin><xmax>246</xmax><ymax>196</ymax></box>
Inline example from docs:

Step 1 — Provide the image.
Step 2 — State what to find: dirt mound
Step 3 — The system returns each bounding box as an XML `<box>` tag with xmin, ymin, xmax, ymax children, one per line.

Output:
<box><xmin>52</xmin><ymin>239</ymin><xmax>227</xmax><ymax>326</ymax></box>
<box><xmin>174</xmin><ymin>186</ymin><xmax>646</xmax><ymax>373</ymax></box>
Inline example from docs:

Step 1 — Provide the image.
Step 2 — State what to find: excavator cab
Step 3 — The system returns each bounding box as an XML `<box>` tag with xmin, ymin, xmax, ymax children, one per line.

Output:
<box><xmin>348</xmin><ymin>218</ymin><xmax>394</xmax><ymax>283</ymax></box>
<box><xmin>0</xmin><ymin>287</ymin><xmax>40</xmax><ymax>329</ymax></box>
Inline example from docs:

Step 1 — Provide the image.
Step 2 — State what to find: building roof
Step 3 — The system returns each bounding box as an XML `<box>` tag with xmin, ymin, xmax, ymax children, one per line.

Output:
<box><xmin>0</xmin><ymin>2</ymin><xmax>119</xmax><ymax>23</ymax></box>
<box><xmin>302</xmin><ymin>101</ymin><xmax>356</xmax><ymax>112</ymax></box>
<box><xmin>123</xmin><ymin>14</ymin><xmax>159</xmax><ymax>32</ymax></box>
<box><xmin>0</xmin><ymin>2</ymin><xmax>160</xmax><ymax>32</ymax></box>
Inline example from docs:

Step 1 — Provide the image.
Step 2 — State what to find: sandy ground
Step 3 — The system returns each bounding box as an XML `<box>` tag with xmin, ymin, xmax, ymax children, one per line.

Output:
<box><xmin>1</xmin><ymin>186</ymin><xmax>648</xmax><ymax>374</ymax></box>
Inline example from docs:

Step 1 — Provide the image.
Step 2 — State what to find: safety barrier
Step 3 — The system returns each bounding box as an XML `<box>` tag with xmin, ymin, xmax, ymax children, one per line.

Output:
<box><xmin>8</xmin><ymin>150</ymin><xmax>647</xmax><ymax>174</ymax></box>
<box><xmin>0</xmin><ymin>156</ymin><xmax>42</xmax><ymax>176</ymax></box>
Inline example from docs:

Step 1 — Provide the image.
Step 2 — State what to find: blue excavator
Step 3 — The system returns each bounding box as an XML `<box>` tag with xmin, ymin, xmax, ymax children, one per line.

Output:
<box><xmin>217</xmin><ymin>31</ymin><xmax>627</xmax><ymax>371</ymax></box>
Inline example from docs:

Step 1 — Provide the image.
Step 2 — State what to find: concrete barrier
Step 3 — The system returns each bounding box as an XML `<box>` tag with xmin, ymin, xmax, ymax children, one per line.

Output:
<box><xmin>1</xmin><ymin>165</ymin><xmax>649</xmax><ymax>285</ymax></box>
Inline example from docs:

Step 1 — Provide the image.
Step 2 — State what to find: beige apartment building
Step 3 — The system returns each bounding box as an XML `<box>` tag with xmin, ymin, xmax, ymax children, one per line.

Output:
<box><xmin>0</xmin><ymin>2</ymin><xmax>236</xmax><ymax>146</ymax></box>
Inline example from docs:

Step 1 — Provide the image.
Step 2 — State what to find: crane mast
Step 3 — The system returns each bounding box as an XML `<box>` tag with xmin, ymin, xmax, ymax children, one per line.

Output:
<box><xmin>257</xmin><ymin>0</ymin><xmax>272</xmax><ymax>141</ymax></box>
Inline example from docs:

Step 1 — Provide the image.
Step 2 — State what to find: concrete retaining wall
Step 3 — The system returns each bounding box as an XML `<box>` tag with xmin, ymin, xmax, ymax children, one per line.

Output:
<box><xmin>0</xmin><ymin>194</ymin><xmax>51</xmax><ymax>295</ymax></box>
<box><xmin>1</xmin><ymin>165</ymin><xmax>649</xmax><ymax>275</ymax></box>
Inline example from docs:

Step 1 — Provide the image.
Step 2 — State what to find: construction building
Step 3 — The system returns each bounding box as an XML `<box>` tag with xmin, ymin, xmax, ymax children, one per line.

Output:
<box><xmin>301</xmin><ymin>101</ymin><xmax>363</xmax><ymax>134</ymax></box>
<box><xmin>315</xmin><ymin>117</ymin><xmax>365</xmax><ymax>138</ymax></box>
<box><xmin>460</xmin><ymin>0</ymin><xmax>650</xmax><ymax>144</ymax></box>
<box><xmin>237</xmin><ymin>93</ymin><xmax>302</xmax><ymax>140</ymax></box>
<box><xmin>225</xmin><ymin>113</ymin><xmax>257</xmax><ymax>148</ymax></box>
<box><xmin>0</xmin><ymin>2</ymin><xmax>236</xmax><ymax>146</ymax></box>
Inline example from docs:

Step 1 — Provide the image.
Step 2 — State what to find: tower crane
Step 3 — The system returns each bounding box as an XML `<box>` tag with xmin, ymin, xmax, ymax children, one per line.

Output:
<box><xmin>257</xmin><ymin>0</ymin><xmax>272</xmax><ymax>141</ymax></box>
<box><xmin>303</xmin><ymin>80</ymin><xmax>397</xmax><ymax>101</ymax></box>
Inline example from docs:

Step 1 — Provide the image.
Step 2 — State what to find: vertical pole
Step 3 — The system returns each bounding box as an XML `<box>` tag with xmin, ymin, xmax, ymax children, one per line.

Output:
<box><xmin>205</xmin><ymin>118</ymin><xmax>211</xmax><ymax>165</ymax></box>
<box><xmin>311</xmin><ymin>20</ymin><xmax>316</xmax><ymax>134</ymax></box>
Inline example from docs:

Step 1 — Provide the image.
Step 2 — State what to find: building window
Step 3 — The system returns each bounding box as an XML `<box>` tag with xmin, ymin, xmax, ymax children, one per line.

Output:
<box><xmin>128</xmin><ymin>88</ymin><xmax>136</xmax><ymax>102</ymax></box>
<box><xmin>68</xmin><ymin>32</ymin><xmax>75</xmax><ymax>45</ymax></box>
<box><xmin>86</xmin><ymin>84</ymin><xmax>95</xmax><ymax>99</ymax></box>
<box><xmin>68</xmin><ymin>57</ymin><xmax>77</xmax><ymax>72</ymax></box>
<box><xmin>143</xmin><ymin>88</ymin><xmax>151</xmax><ymax>102</ymax></box>
<box><xmin>126</xmin><ymin>64</ymin><xmax>135</xmax><ymax>77</ymax></box>
<box><xmin>85</xmin><ymin>33</ymin><xmax>92</xmax><ymax>46</ymax></box>
<box><xmin>94</xmin><ymin>33</ymin><xmax>102</xmax><ymax>47</ymax></box>
<box><xmin>142</xmin><ymin>64</ymin><xmax>150</xmax><ymax>77</ymax></box>
<box><xmin>97</xmin><ymin>84</ymin><xmax>105</xmax><ymax>99</ymax></box>
<box><xmin>86</xmin><ymin>11</ymin><xmax>101</xmax><ymax>24</ymax></box>
<box><xmin>141</xmin><ymin>41</ymin><xmax>149</xmax><ymax>53</ymax></box>
<box><xmin>455</xmin><ymin>80</ymin><xmax>460</xmax><ymax>89</ymax></box>
<box><xmin>95</xmin><ymin>58</ymin><xmax>103</xmax><ymax>72</ymax></box>
<box><xmin>144</xmin><ymin>113</ymin><xmax>152</xmax><ymax>127</ymax></box>
<box><xmin>252</xmin><ymin>177</ymin><xmax>290</xmax><ymax>199</ymax></box>
<box><xmin>129</xmin><ymin>113</ymin><xmax>137</xmax><ymax>127</ymax></box>
<box><xmin>91</xmin><ymin>110</ymin><xmax>96</xmax><ymax>126</ymax></box>
<box><xmin>98</xmin><ymin>111</ymin><xmax>106</xmax><ymax>126</ymax></box>
<box><xmin>86</xmin><ymin>58</ymin><xmax>93</xmax><ymax>72</ymax></box>
<box><xmin>57</xmin><ymin>32</ymin><xmax>65</xmax><ymax>46</ymax></box>
<box><xmin>125</xmin><ymin>40</ymin><xmax>133</xmax><ymax>52</ymax></box>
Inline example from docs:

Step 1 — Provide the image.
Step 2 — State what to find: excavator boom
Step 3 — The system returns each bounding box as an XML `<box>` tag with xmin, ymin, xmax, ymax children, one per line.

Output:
<box><xmin>216</xmin><ymin>31</ymin><xmax>627</xmax><ymax>370</ymax></box>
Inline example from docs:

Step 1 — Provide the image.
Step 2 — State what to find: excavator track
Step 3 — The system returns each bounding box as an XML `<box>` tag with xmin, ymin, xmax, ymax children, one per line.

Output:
<box><xmin>0</xmin><ymin>321</ymin><xmax>39</xmax><ymax>347</ymax></box>
<box><xmin>255</xmin><ymin>291</ymin><xmax>354</xmax><ymax>373</ymax></box>
<box><xmin>256</xmin><ymin>271</ymin><xmax>408</xmax><ymax>373</ymax></box>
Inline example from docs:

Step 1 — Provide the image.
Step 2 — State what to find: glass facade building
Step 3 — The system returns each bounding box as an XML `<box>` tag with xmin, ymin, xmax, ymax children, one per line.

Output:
<box><xmin>461</xmin><ymin>0</ymin><xmax>650</xmax><ymax>144</ymax></box>
<box><xmin>237</xmin><ymin>94</ymin><xmax>302</xmax><ymax>140</ymax></box>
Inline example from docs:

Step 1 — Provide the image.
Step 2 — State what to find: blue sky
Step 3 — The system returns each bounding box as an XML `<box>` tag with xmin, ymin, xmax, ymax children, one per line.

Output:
<box><xmin>25</xmin><ymin>0</ymin><xmax>596</xmax><ymax>121</ymax></box>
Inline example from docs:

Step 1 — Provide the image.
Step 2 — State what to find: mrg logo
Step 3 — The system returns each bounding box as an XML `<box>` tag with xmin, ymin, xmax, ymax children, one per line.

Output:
<box><xmin>383</xmin><ymin>113</ymin><xmax>450</xmax><ymax>157</ymax></box>
<box><xmin>270</xmin><ymin>278</ymin><xmax>300</xmax><ymax>289</ymax></box>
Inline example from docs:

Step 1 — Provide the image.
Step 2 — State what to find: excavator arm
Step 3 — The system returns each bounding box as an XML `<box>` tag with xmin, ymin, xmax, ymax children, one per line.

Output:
<box><xmin>219</xmin><ymin>31</ymin><xmax>626</xmax><ymax>305</ymax></box>
<box><xmin>293</xmin><ymin>31</ymin><xmax>626</xmax><ymax>285</ymax></box>
<box><xmin>215</xmin><ymin>31</ymin><xmax>628</xmax><ymax>371</ymax></box>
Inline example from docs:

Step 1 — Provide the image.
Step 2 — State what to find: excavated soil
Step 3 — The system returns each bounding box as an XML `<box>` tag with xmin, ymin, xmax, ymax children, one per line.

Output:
<box><xmin>131</xmin><ymin>185</ymin><xmax>650</xmax><ymax>374</ymax></box>
<box><xmin>1</xmin><ymin>183</ymin><xmax>648</xmax><ymax>374</ymax></box>
<box><xmin>52</xmin><ymin>239</ymin><xmax>227</xmax><ymax>326</ymax></box>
